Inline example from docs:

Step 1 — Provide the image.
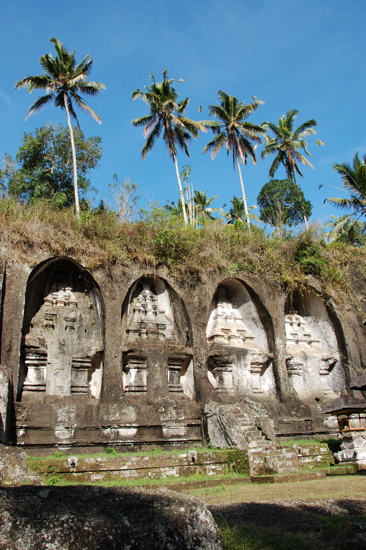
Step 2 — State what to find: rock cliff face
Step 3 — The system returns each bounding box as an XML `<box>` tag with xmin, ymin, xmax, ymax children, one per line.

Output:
<box><xmin>0</xmin><ymin>256</ymin><xmax>365</xmax><ymax>450</ymax></box>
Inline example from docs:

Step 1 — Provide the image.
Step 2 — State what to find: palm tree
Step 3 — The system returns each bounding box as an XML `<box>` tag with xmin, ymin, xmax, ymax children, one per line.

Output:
<box><xmin>224</xmin><ymin>196</ymin><xmax>259</xmax><ymax>226</ymax></box>
<box><xmin>323</xmin><ymin>153</ymin><xmax>366</xmax><ymax>241</ymax></box>
<box><xmin>132</xmin><ymin>70</ymin><xmax>206</xmax><ymax>225</ymax></box>
<box><xmin>201</xmin><ymin>91</ymin><xmax>265</xmax><ymax>229</ymax></box>
<box><xmin>15</xmin><ymin>38</ymin><xmax>105</xmax><ymax>218</ymax></box>
<box><xmin>194</xmin><ymin>190</ymin><xmax>219</xmax><ymax>220</ymax></box>
<box><xmin>261</xmin><ymin>110</ymin><xmax>323</xmax><ymax>228</ymax></box>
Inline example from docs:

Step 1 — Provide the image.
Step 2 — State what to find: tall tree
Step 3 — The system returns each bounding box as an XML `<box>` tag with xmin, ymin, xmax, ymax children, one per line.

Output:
<box><xmin>257</xmin><ymin>179</ymin><xmax>312</xmax><ymax>238</ymax></box>
<box><xmin>15</xmin><ymin>37</ymin><xmax>105</xmax><ymax>218</ymax></box>
<box><xmin>261</xmin><ymin>109</ymin><xmax>323</xmax><ymax>227</ymax></box>
<box><xmin>131</xmin><ymin>70</ymin><xmax>206</xmax><ymax>225</ymax></box>
<box><xmin>194</xmin><ymin>190</ymin><xmax>219</xmax><ymax>220</ymax></box>
<box><xmin>3</xmin><ymin>124</ymin><xmax>102</xmax><ymax>207</ymax></box>
<box><xmin>201</xmin><ymin>90</ymin><xmax>265</xmax><ymax>229</ymax></box>
<box><xmin>224</xmin><ymin>196</ymin><xmax>259</xmax><ymax>227</ymax></box>
<box><xmin>323</xmin><ymin>153</ymin><xmax>366</xmax><ymax>241</ymax></box>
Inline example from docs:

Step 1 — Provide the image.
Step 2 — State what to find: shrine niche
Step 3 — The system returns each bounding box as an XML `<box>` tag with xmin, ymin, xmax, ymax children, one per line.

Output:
<box><xmin>206</xmin><ymin>280</ymin><xmax>275</xmax><ymax>398</ymax></box>
<box><xmin>19</xmin><ymin>259</ymin><xmax>104</xmax><ymax>400</ymax></box>
<box><xmin>122</xmin><ymin>276</ymin><xmax>194</xmax><ymax>398</ymax></box>
<box><xmin>285</xmin><ymin>289</ymin><xmax>345</xmax><ymax>402</ymax></box>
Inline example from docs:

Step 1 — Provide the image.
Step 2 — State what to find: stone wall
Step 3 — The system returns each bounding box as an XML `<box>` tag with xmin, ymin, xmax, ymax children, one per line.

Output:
<box><xmin>0</xmin><ymin>255</ymin><xmax>365</xmax><ymax>450</ymax></box>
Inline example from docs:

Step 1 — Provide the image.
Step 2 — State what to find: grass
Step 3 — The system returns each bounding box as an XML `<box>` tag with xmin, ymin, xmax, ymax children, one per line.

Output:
<box><xmin>0</xmin><ymin>198</ymin><xmax>364</xmax><ymax>302</ymax></box>
<box><xmin>26</xmin><ymin>445</ymin><xmax>223</xmax><ymax>462</ymax></box>
<box><xmin>279</xmin><ymin>438</ymin><xmax>337</xmax><ymax>446</ymax></box>
<box><xmin>41</xmin><ymin>471</ymin><xmax>248</xmax><ymax>488</ymax></box>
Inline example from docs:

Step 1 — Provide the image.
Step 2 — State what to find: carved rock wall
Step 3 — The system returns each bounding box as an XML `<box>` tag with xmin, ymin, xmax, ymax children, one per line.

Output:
<box><xmin>0</xmin><ymin>256</ymin><xmax>364</xmax><ymax>449</ymax></box>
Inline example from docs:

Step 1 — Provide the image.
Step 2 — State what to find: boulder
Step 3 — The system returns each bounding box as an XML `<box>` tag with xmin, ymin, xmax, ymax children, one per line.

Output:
<box><xmin>0</xmin><ymin>485</ymin><xmax>223</xmax><ymax>550</ymax></box>
<box><xmin>0</xmin><ymin>445</ymin><xmax>43</xmax><ymax>486</ymax></box>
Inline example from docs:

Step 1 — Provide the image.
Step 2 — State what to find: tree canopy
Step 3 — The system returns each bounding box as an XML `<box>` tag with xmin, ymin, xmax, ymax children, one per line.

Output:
<box><xmin>257</xmin><ymin>179</ymin><xmax>312</xmax><ymax>236</ymax></box>
<box><xmin>2</xmin><ymin>124</ymin><xmax>102</xmax><ymax>207</ymax></box>
<box><xmin>15</xmin><ymin>37</ymin><xmax>105</xmax><ymax>217</ymax></box>
<box><xmin>201</xmin><ymin>90</ymin><xmax>265</xmax><ymax>228</ymax></box>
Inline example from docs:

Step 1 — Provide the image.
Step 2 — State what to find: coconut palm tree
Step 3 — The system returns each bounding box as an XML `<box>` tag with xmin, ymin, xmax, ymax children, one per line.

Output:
<box><xmin>323</xmin><ymin>153</ymin><xmax>366</xmax><ymax>242</ymax></box>
<box><xmin>194</xmin><ymin>190</ymin><xmax>219</xmax><ymax>220</ymax></box>
<box><xmin>15</xmin><ymin>38</ymin><xmax>105</xmax><ymax>219</ymax></box>
<box><xmin>261</xmin><ymin>110</ymin><xmax>323</xmax><ymax>183</ymax></box>
<box><xmin>224</xmin><ymin>196</ymin><xmax>259</xmax><ymax>226</ymax></box>
<box><xmin>261</xmin><ymin>110</ymin><xmax>323</xmax><ymax>228</ymax></box>
<box><xmin>132</xmin><ymin>70</ymin><xmax>206</xmax><ymax>225</ymax></box>
<box><xmin>201</xmin><ymin>91</ymin><xmax>265</xmax><ymax>229</ymax></box>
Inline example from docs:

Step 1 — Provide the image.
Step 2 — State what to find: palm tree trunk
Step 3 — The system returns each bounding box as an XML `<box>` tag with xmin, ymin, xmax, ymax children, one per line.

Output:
<box><xmin>236</xmin><ymin>157</ymin><xmax>251</xmax><ymax>230</ymax></box>
<box><xmin>293</xmin><ymin>173</ymin><xmax>308</xmax><ymax>229</ymax></box>
<box><xmin>64</xmin><ymin>94</ymin><xmax>80</xmax><ymax>219</ymax></box>
<box><xmin>173</xmin><ymin>154</ymin><xmax>188</xmax><ymax>226</ymax></box>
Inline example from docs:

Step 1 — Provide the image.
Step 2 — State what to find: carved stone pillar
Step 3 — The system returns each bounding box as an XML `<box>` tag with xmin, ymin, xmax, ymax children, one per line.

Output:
<box><xmin>211</xmin><ymin>356</ymin><xmax>235</xmax><ymax>395</ymax></box>
<box><xmin>249</xmin><ymin>353</ymin><xmax>268</xmax><ymax>394</ymax></box>
<box><xmin>319</xmin><ymin>357</ymin><xmax>338</xmax><ymax>398</ymax></box>
<box><xmin>286</xmin><ymin>356</ymin><xmax>306</xmax><ymax>397</ymax></box>
<box><xmin>23</xmin><ymin>348</ymin><xmax>47</xmax><ymax>393</ymax></box>
<box><xmin>167</xmin><ymin>356</ymin><xmax>185</xmax><ymax>393</ymax></box>
<box><xmin>71</xmin><ymin>357</ymin><xmax>92</xmax><ymax>394</ymax></box>
<box><xmin>123</xmin><ymin>353</ymin><xmax>147</xmax><ymax>393</ymax></box>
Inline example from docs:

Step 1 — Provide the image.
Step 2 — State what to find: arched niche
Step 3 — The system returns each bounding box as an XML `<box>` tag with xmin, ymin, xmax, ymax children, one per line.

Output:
<box><xmin>121</xmin><ymin>275</ymin><xmax>194</xmax><ymax>398</ymax></box>
<box><xmin>19</xmin><ymin>258</ymin><xmax>104</xmax><ymax>401</ymax></box>
<box><xmin>206</xmin><ymin>279</ymin><xmax>276</xmax><ymax>398</ymax></box>
<box><xmin>284</xmin><ymin>288</ymin><xmax>346</xmax><ymax>401</ymax></box>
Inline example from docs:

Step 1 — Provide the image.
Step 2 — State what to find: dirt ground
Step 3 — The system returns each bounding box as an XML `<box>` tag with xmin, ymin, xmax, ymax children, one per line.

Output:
<box><xmin>188</xmin><ymin>475</ymin><xmax>366</xmax><ymax>550</ymax></box>
<box><xmin>188</xmin><ymin>474</ymin><xmax>366</xmax><ymax>506</ymax></box>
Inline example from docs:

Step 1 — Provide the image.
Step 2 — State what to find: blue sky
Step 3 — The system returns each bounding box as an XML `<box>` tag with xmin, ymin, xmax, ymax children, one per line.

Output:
<box><xmin>0</xmin><ymin>0</ymin><xmax>365</xmax><ymax>225</ymax></box>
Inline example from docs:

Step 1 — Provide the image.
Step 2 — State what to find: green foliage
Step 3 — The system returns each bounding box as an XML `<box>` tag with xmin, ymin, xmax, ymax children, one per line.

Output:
<box><xmin>3</xmin><ymin>124</ymin><xmax>102</xmax><ymax>207</ymax></box>
<box><xmin>261</xmin><ymin>109</ymin><xmax>323</xmax><ymax>183</ymax></box>
<box><xmin>105</xmin><ymin>447</ymin><xmax>117</xmax><ymax>455</ymax></box>
<box><xmin>257</xmin><ymin>179</ymin><xmax>312</xmax><ymax>234</ymax></box>
<box><xmin>294</xmin><ymin>231</ymin><xmax>328</xmax><ymax>276</ymax></box>
<box><xmin>226</xmin><ymin>450</ymin><xmax>249</xmax><ymax>475</ymax></box>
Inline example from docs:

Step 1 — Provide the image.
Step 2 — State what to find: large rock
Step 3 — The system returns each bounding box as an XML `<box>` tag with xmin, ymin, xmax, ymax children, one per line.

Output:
<box><xmin>0</xmin><ymin>445</ymin><xmax>43</xmax><ymax>485</ymax></box>
<box><xmin>0</xmin><ymin>485</ymin><xmax>223</xmax><ymax>550</ymax></box>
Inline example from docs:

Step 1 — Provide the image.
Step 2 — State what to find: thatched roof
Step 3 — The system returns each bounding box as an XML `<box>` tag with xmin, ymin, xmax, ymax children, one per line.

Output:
<box><xmin>321</xmin><ymin>394</ymin><xmax>366</xmax><ymax>415</ymax></box>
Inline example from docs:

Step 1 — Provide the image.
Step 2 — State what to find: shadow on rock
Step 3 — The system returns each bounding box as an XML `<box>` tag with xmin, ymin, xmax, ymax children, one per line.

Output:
<box><xmin>0</xmin><ymin>485</ymin><xmax>223</xmax><ymax>550</ymax></box>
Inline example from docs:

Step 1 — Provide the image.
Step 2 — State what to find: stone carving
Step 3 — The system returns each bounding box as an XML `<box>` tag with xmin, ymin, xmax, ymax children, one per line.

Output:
<box><xmin>126</xmin><ymin>281</ymin><xmax>176</xmax><ymax>342</ymax></box>
<box><xmin>207</xmin><ymin>287</ymin><xmax>255</xmax><ymax>346</ymax></box>
<box><xmin>249</xmin><ymin>352</ymin><xmax>270</xmax><ymax>394</ymax></box>
<box><xmin>123</xmin><ymin>353</ymin><xmax>147</xmax><ymax>393</ymax></box>
<box><xmin>167</xmin><ymin>356</ymin><xmax>186</xmax><ymax>393</ymax></box>
<box><xmin>207</xmin><ymin>286</ymin><xmax>273</xmax><ymax>397</ymax></box>
<box><xmin>22</xmin><ymin>265</ymin><xmax>103</xmax><ymax>399</ymax></box>
<box><xmin>209</xmin><ymin>355</ymin><xmax>235</xmax><ymax>395</ymax></box>
<box><xmin>285</xmin><ymin>313</ymin><xmax>339</xmax><ymax>400</ymax></box>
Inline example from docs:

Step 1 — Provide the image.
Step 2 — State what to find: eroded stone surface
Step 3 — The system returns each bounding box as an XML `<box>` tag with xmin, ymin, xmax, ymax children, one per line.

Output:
<box><xmin>0</xmin><ymin>485</ymin><xmax>223</xmax><ymax>550</ymax></box>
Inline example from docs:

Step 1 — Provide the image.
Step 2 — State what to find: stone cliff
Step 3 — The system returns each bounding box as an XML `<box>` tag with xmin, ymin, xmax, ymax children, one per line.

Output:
<box><xmin>0</xmin><ymin>254</ymin><xmax>365</xmax><ymax>451</ymax></box>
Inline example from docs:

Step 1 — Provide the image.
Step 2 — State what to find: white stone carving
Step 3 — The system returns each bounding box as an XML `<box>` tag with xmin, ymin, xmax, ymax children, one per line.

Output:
<box><xmin>207</xmin><ymin>287</ymin><xmax>255</xmax><ymax>347</ymax></box>
<box><xmin>285</xmin><ymin>313</ymin><xmax>339</xmax><ymax>400</ymax></box>
<box><xmin>23</xmin><ymin>267</ymin><xmax>103</xmax><ymax>398</ymax></box>
<box><xmin>123</xmin><ymin>354</ymin><xmax>147</xmax><ymax>393</ymax></box>
<box><xmin>126</xmin><ymin>282</ymin><xmax>176</xmax><ymax>342</ymax></box>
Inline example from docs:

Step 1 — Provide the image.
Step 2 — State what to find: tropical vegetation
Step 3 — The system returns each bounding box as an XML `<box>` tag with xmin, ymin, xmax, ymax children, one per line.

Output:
<box><xmin>257</xmin><ymin>179</ymin><xmax>312</xmax><ymax>238</ymax></box>
<box><xmin>322</xmin><ymin>153</ymin><xmax>366</xmax><ymax>243</ymax></box>
<box><xmin>1</xmin><ymin>124</ymin><xmax>102</xmax><ymax>208</ymax></box>
<box><xmin>15</xmin><ymin>37</ymin><xmax>105</xmax><ymax>218</ymax></box>
<box><xmin>201</xmin><ymin>91</ymin><xmax>266</xmax><ymax>229</ymax></box>
<box><xmin>131</xmin><ymin>70</ymin><xmax>206</xmax><ymax>225</ymax></box>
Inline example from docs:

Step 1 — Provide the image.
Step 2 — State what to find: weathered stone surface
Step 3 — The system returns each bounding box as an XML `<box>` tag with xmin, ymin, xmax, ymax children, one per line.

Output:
<box><xmin>205</xmin><ymin>402</ymin><xmax>274</xmax><ymax>450</ymax></box>
<box><xmin>0</xmin><ymin>445</ymin><xmax>42</xmax><ymax>485</ymax></box>
<box><xmin>1</xmin><ymin>255</ymin><xmax>366</xmax><ymax>451</ymax></box>
<box><xmin>0</xmin><ymin>366</ymin><xmax>11</xmax><ymax>444</ymax></box>
<box><xmin>0</xmin><ymin>485</ymin><xmax>223</xmax><ymax>550</ymax></box>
